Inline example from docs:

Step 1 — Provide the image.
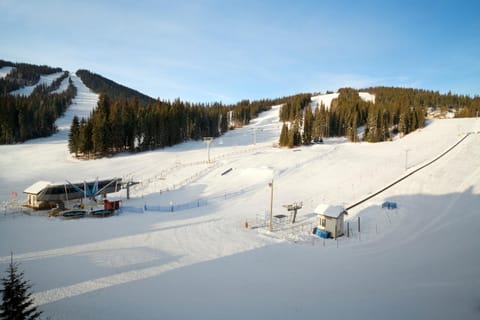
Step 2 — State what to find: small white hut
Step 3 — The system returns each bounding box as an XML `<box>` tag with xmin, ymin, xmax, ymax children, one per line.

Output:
<box><xmin>24</xmin><ymin>181</ymin><xmax>52</xmax><ymax>209</ymax></box>
<box><xmin>314</xmin><ymin>204</ymin><xmax>347</xmax><ymax>238</ymax></box>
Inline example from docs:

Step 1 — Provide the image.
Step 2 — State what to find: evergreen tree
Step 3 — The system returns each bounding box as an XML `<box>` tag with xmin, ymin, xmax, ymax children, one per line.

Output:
<box><xmin>288</xmin><ymin>121</ymin><xmax>301</xmax><ymax>148</ymax></box>
<box><xmin>279</xmin><ymin>123</ymin><xmax>289</xmax><ymax>146</ymax></box>
<box><xmin>68</xmin><ymin>115</ymin><xmax>80</xmax><ymax>156</ymax></box>
<box><xmin>0</xmin><ymin>254</ymin><xmax>42</xmax><ymax>320</ymax></box>
<box><xmin>302</xmin><ymin>105</ymin><xmax>313</xmax><ymax>145</ymax></box>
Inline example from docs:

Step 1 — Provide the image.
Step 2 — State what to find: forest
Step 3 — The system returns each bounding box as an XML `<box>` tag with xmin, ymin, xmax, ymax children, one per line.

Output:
<box><xmin>0</xmin><ymin>79</ymin><xmax>76</xmax><ymax>144</ymax></box>
<box><xmin>278</xmin><ymin>87</ymin><xmax>480</xmax><ymax>148</ymax></box>
<box><xmin>1</xmin><ymin>60</ymin><xmax>479</xmax><ymax>153</ymax></box>
<box><xmin>0</xmin><ymin>59</ymin><xmax>62</xmax><ymax>93</ymax></box>
<box><xmin>69</xmin><ymin>70</ymin><xmax>315</xmax><ymax>158</ymax></box>
<box><xmin>0</xmin><ymin>61</ymin><xmax>75</xmax><ymax>144</ymax></box>
<box><xmin>68</xmin><ymin>94</ymin><xmax>229</xmax><ymax>157</ymax></box>
<box><xmin>76</xmin><ymin>69</ymin><xmax>155</xmax><ymax>105</ymax></box>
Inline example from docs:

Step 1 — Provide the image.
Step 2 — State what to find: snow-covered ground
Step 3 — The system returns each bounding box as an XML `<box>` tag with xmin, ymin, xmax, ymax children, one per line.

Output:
<box><xmin>0</xmin><ymin>66</ymin><xmax>14</xmax><ymax>79</ymax></box>
<box><xmin>9</xmin><ymin>71</ymin><xmax>65</xmax><ymax>96</ymax></box>
<box><xmin>52</xmin><ymin>73</ymin><xmax>71</xmax><ymax>94</ymax></box>
<box><xmin>0</xmin><ymin>77</ymin><xmax>479</xmax><ymax>319</ymax></box>
<box><xmin>311</xmin><ymin>91</ymin><xmax>375</xmax><ymax>110</ymax></box>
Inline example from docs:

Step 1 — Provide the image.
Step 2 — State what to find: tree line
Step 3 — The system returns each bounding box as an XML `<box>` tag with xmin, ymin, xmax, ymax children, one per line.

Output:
<box><xmin>0</xmin><ymin>59</ymin><xmax>62</xmax><ymax>94</ymax></box>
<box><xmin>31</xmin><ymin>71</ymin><xmax>69</xmax><ymax>95</ymax></box>
<box><xmin>70</xmin><ymin>69</ymin><xmax>317</xmax><ymax>158</ymax></box>
<box><xmin>68</xmin><ymin>94</ymin><xmax>294</xmax><ymax>158</ymax></box>
<box><xmin>76</xmin><ymin>69</ymin><xmax>155</xmax><ymax>105</ymax></box>
<box><xmin>68</xmin><ymin>94</ymin><xmax>230</xmax><ymax>157</ymax></box>
<box><xmin>0</xmin><ymin>78</ymin><xmax>76</xmax><ymax>144</ymax></box>
<box><xmin>279</xmin><ymin>87</ymin><xmax>480</xmax><ymax>148</ymax></box>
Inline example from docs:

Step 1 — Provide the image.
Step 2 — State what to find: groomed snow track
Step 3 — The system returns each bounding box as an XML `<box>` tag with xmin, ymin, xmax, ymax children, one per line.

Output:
<box><xmin>346</xmin><ymin>132</ymin><xmax>473</xmax><ymax>211</ymax></box>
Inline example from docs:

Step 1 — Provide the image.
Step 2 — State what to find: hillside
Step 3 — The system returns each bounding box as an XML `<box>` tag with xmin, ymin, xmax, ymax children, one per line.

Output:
<box><xmin>0</xmin><ymin>95</ymin><xmax>479</xmax><ymax>318</ymax></box>
<box><xmin>76</xmin><ymin>69</ymin><xmax>155</xmax><ymax>104</ymax></box>
<box><xmin>2</xmin><ymin>60</ymin><xmax>479</xmax><ymax>153</ymax></box>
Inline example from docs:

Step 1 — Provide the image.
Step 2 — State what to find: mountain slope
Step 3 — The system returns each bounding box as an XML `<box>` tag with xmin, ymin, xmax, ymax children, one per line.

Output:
<box><xmin>0</xmin><ymin>100</ymin><xmax>479</xmax><ymax>319</ymax></box>
<box><xmin>76</xmin><ymin>69</ymin><xmax>155</xmax><ymax>104</ymax></box>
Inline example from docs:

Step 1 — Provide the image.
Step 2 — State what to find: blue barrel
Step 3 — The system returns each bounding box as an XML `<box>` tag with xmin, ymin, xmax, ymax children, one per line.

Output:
<box><xmin>316</xmin><ymin>229</ymin><xmax>331</xmax><ymax>239</ymax></box>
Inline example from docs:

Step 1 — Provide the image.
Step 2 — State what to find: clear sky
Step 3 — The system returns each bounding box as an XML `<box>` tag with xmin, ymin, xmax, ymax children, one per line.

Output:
<box><xmin>1</xmin><ymin>0</ymin><xmax>479</xmax><ymax>103</ymax></box>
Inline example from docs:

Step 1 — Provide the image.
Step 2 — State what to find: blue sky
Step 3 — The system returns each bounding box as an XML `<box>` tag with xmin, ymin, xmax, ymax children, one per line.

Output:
<box><xmin>1</xmin><ymin>0</ymin><xmax>479</xmax><ymax>103</ymax></box>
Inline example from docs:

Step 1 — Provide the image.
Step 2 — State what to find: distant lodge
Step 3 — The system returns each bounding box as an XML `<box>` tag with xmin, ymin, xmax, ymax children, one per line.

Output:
<box><xmin>24</xmin><ymin>178</ymin><xmax>122</xmax><ymax>209</ymax></box>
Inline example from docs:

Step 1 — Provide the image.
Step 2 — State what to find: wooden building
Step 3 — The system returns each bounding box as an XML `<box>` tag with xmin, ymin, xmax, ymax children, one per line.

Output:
<box><xmin>314</xmin><ymin>204</ymin><xmax>347</xmax><ymax>238</ymax></box>
<box><xmin>24</xmin><ymin>178</ymin><xmax>122</xmax><ymax>209</ymax></box>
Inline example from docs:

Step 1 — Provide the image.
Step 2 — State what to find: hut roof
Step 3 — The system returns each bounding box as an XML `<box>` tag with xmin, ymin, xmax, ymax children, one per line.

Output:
<box><xmin>24</xmin><ymin>181</ymin><xmax>51</xmax><ymax>195</ymax></box>
<box><xmin>314</xmin><ymin>204</ymin><xmax>347</xmax><ymax>218</ymax></box>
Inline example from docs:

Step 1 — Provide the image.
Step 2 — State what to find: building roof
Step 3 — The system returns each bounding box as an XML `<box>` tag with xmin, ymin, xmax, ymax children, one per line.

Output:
<box><xmin>24</xmin><ymin>181</ymin><xmax>52</xmax><ymax>194</ymax></box>
<box><xmin>314</xmin><ymin>204</ymin><xmax>347</xmax><ymax>218</ymax></box>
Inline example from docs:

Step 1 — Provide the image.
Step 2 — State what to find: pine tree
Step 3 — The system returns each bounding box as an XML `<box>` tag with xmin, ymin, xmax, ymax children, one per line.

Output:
<box><xmin>68</xmin><ymin>115</ymin><xmax>80</xmax><ymax>156</ymax></box>
<box><xmin>0</xmin><ymin>254</ymin><xmax>42</xmax><ymax>320</ymax></box>
<box><xmin>279</xmin><ymin>123</ymin><xmax>289</xmax><ymax>146</ymax></box>
<box><xmin>302</xmin><ymin>105</ymin><xmax>313</xmax><ymax>145</ymax></box>
<box><xmin>288</xmin><ymin>121</ymin><xmax>301</xmax><ymax>148</ymax></box>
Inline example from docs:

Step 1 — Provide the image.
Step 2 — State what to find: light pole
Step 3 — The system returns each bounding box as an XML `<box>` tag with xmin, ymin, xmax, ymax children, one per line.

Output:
<box><xmin>204</xmin><ymin>137</ymin><xmax>213</xmax><ymax>163</ymax></box>
<box><xmin>405</xmin><ymin>149</ymin><xmax>409</xmax><ymax>171</ymax></box>
<box><xmin>268</xmin><ymin>179</ymin><xmax>274</xmax><ymax>232</ymax></box>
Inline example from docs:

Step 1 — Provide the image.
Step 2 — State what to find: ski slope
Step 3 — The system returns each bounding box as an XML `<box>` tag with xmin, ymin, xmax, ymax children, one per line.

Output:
<box><xmin>311</xmin><ymin>91</ymin><xmax>375</xmax><ymax>110</ymax></box>
<box><xmin>0</xmin><ymin>66</ymin><xmax>14</xmax><ymax>79</ymax></box>
<box><xmin>0</xmin><ymin>82</ymin><xmax>479</xmax><ymax>319</ymax></box>
<box><xmin>9</xmin><ymin>71</ymin><xmax>65</xmax><ymax>96</ymax></box>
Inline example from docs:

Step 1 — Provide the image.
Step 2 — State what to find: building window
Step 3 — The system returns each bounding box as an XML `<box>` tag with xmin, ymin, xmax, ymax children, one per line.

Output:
<box><xmin>320</xmin><ymin>217</ymin><xmax>326</xmax><ymax>228</ymax></box>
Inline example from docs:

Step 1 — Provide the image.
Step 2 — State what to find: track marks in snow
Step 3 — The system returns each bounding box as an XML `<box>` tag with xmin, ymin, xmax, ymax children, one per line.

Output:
<box><xmin>1</xmin><ymin>213</ymin><xmax>274</xmax><ymax>306</ymax></box>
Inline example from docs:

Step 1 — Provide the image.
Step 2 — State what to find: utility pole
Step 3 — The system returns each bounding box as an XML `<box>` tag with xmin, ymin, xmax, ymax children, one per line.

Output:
<box><xmin>268</xmin><ymin>179</ymin><xmax>274</xmax><ymax>232</ymax></box>
<box><xmin>204</xmin><ymin>137</ymin><xmax>213</xmax><ymax>163</ymax></box>
<box><xmin>405</xmin><ymin>149</ymin><xmax>410</xmax><ymax>172</ymax></box>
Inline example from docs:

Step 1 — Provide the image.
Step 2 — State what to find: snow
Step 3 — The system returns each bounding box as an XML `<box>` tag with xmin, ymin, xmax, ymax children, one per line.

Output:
<box><xmin>311</xmin><ymin>92</ymin><xmax>339</xmax><ymax>110</ymax></box>
<box><xmin>311</xmin><ymin>91</ymin><xmax>376</xmax><ymax>111</ymax></box>
<box><xmin>0</xmin><ymin>66</ymin><xmax>14</xmax><ymax>79</ymax></box>
<box><xmin>314</xmin><ymin>204</ymin><xmax>346</xmax><ymax>218</ymax></box>
<box><xmin>24</xmin><ymin>181</ymin><xmax>51</xmax><ymax>195</ymax></box>
<box><xmin>9</xmin><ymin>71</ymin><xmax>65</xmax><ymax>96</ymax></box>
<box><xmin>1</xmin><ymin>77</ymin><xmax>480</xmax><ymax>319</ymax></box>
<box><xmin>52</xmin><ymin>73</ymin><xmax>71</xmax><ymax>94</ymax></box>
<box><xmin>358</xmin><ymin>91</ymin><xmax>375</xmax><ymax>103</ymax></box>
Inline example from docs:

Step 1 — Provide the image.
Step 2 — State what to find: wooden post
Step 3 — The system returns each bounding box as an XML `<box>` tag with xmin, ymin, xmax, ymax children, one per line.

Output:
<box><xmin>269</xmin><ymin>180</ymin><xmax>274</xmax><ymax>232</ymax></box>
<box><xmin>358</xmin><ymin>216</ymin><xmax>361</xmax><ymax>233</ymax></box>
<box><xmin>347</xmin><ymin>222</ymin><xmax>350</xmax><ymax>238</ymax></box>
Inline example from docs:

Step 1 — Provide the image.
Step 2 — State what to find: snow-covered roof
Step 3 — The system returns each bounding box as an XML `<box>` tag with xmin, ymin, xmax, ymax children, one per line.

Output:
<box><xmin>314</xmin><ymin>204</ymin><xmax>347</xmax><ymax>218</ymax></box>
<box><xmin>24</xmin><ymin>181</ymin><xmax>51</xmax><ymax>194</ymax></box>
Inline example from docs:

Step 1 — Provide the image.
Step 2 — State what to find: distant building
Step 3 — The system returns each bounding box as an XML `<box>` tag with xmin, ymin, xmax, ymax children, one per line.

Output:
<box><xmin>314</xmin><ymin>204</ymin><xmax>347</xmax><ymax>238</ymax></box>
<box><xmin>24</xmin><ymin>178</ymin><xmax>122</xmax><ymax>209</ymax></box>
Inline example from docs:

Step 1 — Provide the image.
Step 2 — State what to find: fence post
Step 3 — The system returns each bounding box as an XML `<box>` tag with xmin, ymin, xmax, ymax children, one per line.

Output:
<box><xmin>358</xmin><ymin>216</ymin><xmax>360</xmax><ymax>233</ymax></box>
